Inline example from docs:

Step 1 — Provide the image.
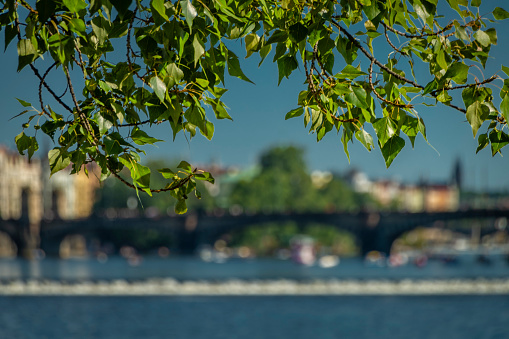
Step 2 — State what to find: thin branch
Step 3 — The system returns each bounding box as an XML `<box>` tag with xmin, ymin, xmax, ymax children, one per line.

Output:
<box><xmin>127</xmin><ymin>7</ymin><xmax>146</xmax><ymax>84</ymax></box>
<box><xmin>303</xmin><ymin>56</ymin><xmax>357</xmax><ymax>124</ymax></box>
<box><xmin>331</xmin><ymin>19</ymin><xmax>474</xmax><ymax>115</ymax></box>
<box><xmin>383</xmin><ymin>25</ymin><xmax>408</xmax><ymax>56</ymax></box>
<box><xmin>63</xmin><ymin>66</ymin><xmax>95</xmax><ymax>137</ymax></box>
<box><xmin>38</xmin><ymin>62</ymin><xmax>58</xmax><ymax>116</ymax></box>
<box><xmin>368</xmin><ymin>60</ymin><xmax>413</xmax><ymax>108</ymax></box>
<box><xmin>381</xmin><ymin>20</ymin><xmax>454</xmax><ymax>38</ymax></box>
<box><xmin>331</xmin><ymin>19</ymin><xmax>424</xmax><ymax>90</ymax></box>
<box><xmin>111</xmin><ymin>166</ymin><xmax>195</xmax><ymax>193</ymax></box>
<box><xmin>430</xmin><ymin>75</ymin><xmax>499</xmax><ymax>96</ymax></box>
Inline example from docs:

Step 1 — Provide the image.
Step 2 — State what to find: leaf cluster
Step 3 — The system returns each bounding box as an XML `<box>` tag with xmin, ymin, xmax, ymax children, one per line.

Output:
<box><xmin>1</xmin><ymin>0</ymin><xmax>508</xmax><ymax>211</ymax></box>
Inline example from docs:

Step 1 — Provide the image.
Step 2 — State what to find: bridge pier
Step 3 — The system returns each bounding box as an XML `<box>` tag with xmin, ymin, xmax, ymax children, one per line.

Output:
<box><xmin>15</xmin><ymin>222</ymin><xmax>40</xmax><ymax>259</ymax></box>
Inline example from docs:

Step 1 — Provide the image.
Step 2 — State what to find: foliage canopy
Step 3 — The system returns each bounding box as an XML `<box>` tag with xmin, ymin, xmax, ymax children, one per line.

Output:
<box><xmin>2</xmin><ymin>0</ymin><xmax>509</xmax><ymax>212</ymax></box>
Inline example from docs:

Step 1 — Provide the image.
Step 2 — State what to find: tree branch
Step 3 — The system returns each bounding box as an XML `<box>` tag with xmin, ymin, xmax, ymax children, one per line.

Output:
<box><xmin>331</xmin><ymin>19</ymin><xmax>424</xmax><ymax>90</ymax></box>
<box><xmin>368</xmin><ymin>60</ymin><xmax>413</xmax><ymax>108</ymax></box>
<box><xmin>380</xmin><ymin>20</ymin><xmax>454</xmax><ymax>38</ymax></box>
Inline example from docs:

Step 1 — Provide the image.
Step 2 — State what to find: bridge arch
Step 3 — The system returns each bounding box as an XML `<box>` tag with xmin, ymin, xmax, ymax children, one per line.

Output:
<box><xmin>0</xmin><ymin>231</ymin><xmax>17</xmax><ymax>257</ymax></box>
<box><xmin>40</xmin><ymin>217</ymin><xmax>180</xmax><ymax>257</ymax></box>
<box><xmin>59</xmin><ymin>234</ymin><xmax>88</xmax><ymax>258</ymax></box>
<box><xmin>196</xmin><ymin>218</ymin><xmax>361</xmax><ymax>257</ymax></box>
<box><xmin>381</xmin><ymin>216</ymin><xmax>504</xmax><ymax>255</ymax></box>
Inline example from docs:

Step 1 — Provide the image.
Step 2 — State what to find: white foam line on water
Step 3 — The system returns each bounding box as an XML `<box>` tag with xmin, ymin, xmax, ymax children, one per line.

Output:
<box><xmin>1</xmin><ymin>279</ymin><xmax>509</xmax><ymax>296</ymax></box>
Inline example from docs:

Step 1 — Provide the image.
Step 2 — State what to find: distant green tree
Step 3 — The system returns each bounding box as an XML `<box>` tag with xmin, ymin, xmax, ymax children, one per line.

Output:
<box><xmin>229</xmin><ymin>145</ymin><xmax>371</xmax><ymax>212</ymax></box>
<box><xmin>229</xmin><ymin>146</ymin><xmax>319</xmax><ymax>213</ymax></box>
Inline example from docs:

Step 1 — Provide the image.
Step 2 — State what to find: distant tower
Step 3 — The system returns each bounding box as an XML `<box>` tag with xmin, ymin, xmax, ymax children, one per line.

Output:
<box><xmin>451</xmin><ymin>158</ymin><xmax>463</xmax><ymax>189</ymax></box>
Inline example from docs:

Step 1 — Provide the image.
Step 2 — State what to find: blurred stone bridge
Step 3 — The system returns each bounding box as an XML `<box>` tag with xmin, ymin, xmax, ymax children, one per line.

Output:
<box><xmin>19</xmin><ymin>208</ymin><xmax>507</xmax><ymax>256</ymax></box>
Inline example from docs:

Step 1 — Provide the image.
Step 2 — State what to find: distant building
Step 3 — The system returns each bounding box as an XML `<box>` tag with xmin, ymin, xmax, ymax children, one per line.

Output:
<box><xmin>398</xmin><ymin>185</ymin><xmax>425</xmax><ymax>212</ymax></box>
<box><xmin>0</xmin><ymin>147</ymin><xmax>99</xmax><ymax>223</ymax></box>
<box><xmin>344</xmin><ymin>169</ymin><xmax>371</xmax><ymax>193</ymax></box>
<box><xmin>43</xmin><ymin>163</ymin><xmax>100</xmax><ymax>220</ymax></box>
<box><xmin>451</xmin><ymin>158</ymin><xmax>463</xmax><ymax>190</ymax></box>
<box><xmin>424</xmin><ymin>184</ymin><xmax>459</xmax><ymax>212</ymax></box>
<box><xmin>346</xmin><ymin>169</ymin><xmax>460</xmax><ymax>212</ymax></box>
<box><xmin>0</xmin><ymin>147</ymin><xmax>42</xmax><ymax>224</ymax></box>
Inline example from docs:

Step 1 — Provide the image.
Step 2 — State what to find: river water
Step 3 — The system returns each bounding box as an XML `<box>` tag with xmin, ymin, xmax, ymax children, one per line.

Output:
<box><xmin>0</xmin><ymin>255</ymin><xmax>508</xmax><ymax>338</ymax></box>
<box><xmin>0</xmin><ymin>253</ymin><xmax>508</xmax><ymax>281</ymax></box>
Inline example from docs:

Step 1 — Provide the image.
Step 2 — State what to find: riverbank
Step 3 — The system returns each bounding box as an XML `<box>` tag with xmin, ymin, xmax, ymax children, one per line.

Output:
<box><xmin>1</xmin><ymin>278</ymin><xmax>509</xmax><ymax>295</ymax></box>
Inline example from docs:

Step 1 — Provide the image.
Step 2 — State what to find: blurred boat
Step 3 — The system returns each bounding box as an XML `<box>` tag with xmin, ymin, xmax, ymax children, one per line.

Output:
<box><xmin>364</xmin><ymin>251</ymin><xmax>386</xmax><ymax>267</ymax></box>
<box><xmin>387</xmin><ymin>253</ymin><xmax>408</xmax><ymax>267</ymax></box>
<box><xmin>413</xmin><ymin>254</ymin><xmax>428</xmax><ymax>268</ymax></box>
<box><xmin>318</xmin><ymin>255</ymin><xmax>340</xmax><ymax>268</ymax></box>
<box><xmin>290</xmin><ymin>235</ymin><xmax>316</xmax><ymax>266</ymax></box>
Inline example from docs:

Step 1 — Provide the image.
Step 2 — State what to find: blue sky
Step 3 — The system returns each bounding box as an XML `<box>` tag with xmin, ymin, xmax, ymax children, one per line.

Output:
<box><xmin>0</xmin><ymin>1</ymin><xmax>508</xmax><ymax>192</ymax></box>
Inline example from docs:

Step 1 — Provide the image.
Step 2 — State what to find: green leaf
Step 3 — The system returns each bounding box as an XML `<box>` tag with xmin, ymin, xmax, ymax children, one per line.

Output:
<box><xmin>285</xmin><ymin>107</ymin><xmax>304</xmax><ymax>120</ymax></box>
<box><xmin>151</xmin><ymin>0</ymin><xmax>169</xmax><ymax>24</ymax></box>
<box><xmin>48</xmin><ymin>148</ymin><xmax>71</xmax><ymax>176</ymax></box>
<box><xmin>177</xmin><ymin>161</ymin><xmax>193</xmax><ymax>172</ymax></box>
<box><xmin>344</xmin><ymin>86</ymin><xmax>368</xmax><ymax>109</ymax></box>
<box><xmin>97</xmin><ymin>114</ymin><xmax>113</xmax><ymax>134</ymax></box>
<box><xmin>289</xmin><ymin>22</ymin><xmax>307</xmax><ymax>43</ymax></box>
<box><xmin>493</xmin><ymin>7</ymin><xmax>509</xmax><ymax>20</ymax></box>
<box><xmin>471</xmin><ymin>0</ymin><xmax>481</xmax><ymax>7</ymax></box>
<box><xmin>62</xmin><ymin>0</ymin><xmax>87</xmax><ymax>13</ymax></box>
<box><xmin>194</xmin><ymin>171</ymin><xmax>215</xmax><ymax>183</ymax></box>
<box><xmin>476</xmin><ymin>133</ymin><xmax>489</xmax><ymax>153</ymax></box>
<box><xmin>131</xmin><ymin>128</ymin><xmax>163</xmax><ymax>145</ymax></box>
<box><xmin>373</xmin><ymin>117</ymin><xmax>397</xmax><ymax>147</ymax></box>
<box><xmin>201</xmin><ymin>121</ymin><xmax>214</xmax><ymax>140</ymax></box>
<box><xmin>104</xmin><ymin>135</ymin><xmax>124</xmax><ymax>155</ymax></box>
<box><xmin>110</xmin><ymin>0</ymin><xmax>132</xmax><ymax>19</ymax></box>
<box><xmin>132</xmin><ymin>163</ymin><xmax>151</xmax><ymax>189</ymax></box>
<box><xmin>16</xmin><ymin>98</ymin><xmax>32</xmax><ymax>107</ymax></box>
<box><xmin>336</xmin><ymin>65</ymin><xmax>366</xmax><ymax>79</ymax></box>
<box><xmin>185</xmin><ymin>105</ymin><xmax>206</xmax><ymax>131</ymax></box>
<box><xmin>474</xmin><ymin>30</ymin><xmax>491</xmax><ymax>47</ymax></box>
<box><xmin>210</xmin><ymin>99</ymin><xmax>232</xmax><ymax>120</ymax></box>
<box><xmin>436</xmin><ymin>50</ymin><xmax>448</xmax><ymax>70</ymax></box>
<box><xmin>91</xmin><ymin>16</ymin><xmax>109</xmax><ymax>45</ymax></box>
<box><xmin>355</xmin><ymin>129</ymin><xmax>374</xmax><ymax>151</ymax></box>
<box><xmin>175</xmin><ymin>199</ymin><xmax>188</xmax><ymax>214</ymax></box>
<box><xmin>193</xmin><ymin>35</ymin><xmax>205</xmax><ymax>66</ymax></box>
<box><xmin>36</xmin><ymin>0</ymin><xmax>57</xmax><ymax>22</ymax></box>
<box><xmin>380</xmin><ymin>135</ymin><xmax>405</xmax><ymax>168</ymax></box>
<box><xmin>167</xmin><ymin>63</ymin><xmax>184</xmax><ymax>87</ymax></box>
<box><xmin>500</xmin><ymin>94</ymin><xmax>509</xmax><ymax>122</ymax></box>
<box><xmin>258</xmin><ymin>44</ymin><xmax>272</xmax><ymax>67</ymax></box>
<box><xmin>489</xmin><ymin>130</ymin><xmax>509</xmax><ymax>155</ymax></box>
<box><xmin>423</xmin><ymin>79</ymin><xmax>438</xmax><ymax>96</ymax></box>
<box><xmin>17</xmin><ymin>39</ymin><xmax>38</xmax><ymax>71</ymax></box>
<box><xmin>15</xmin><ymin>132</ymin><xmax>38</xmax><ymax>159</ymax></box>
<box><xmin>150</xmin><ymin>76</ymin><xmax>167</xmax><ymax>102</ymax></box>
<box><xmin>485</xmin><ymin>28</ymin><xmax>497</xmax><ymax>45</ymax></box>
<box><xmin>413</xmin><ymin>1</ymin><xmax>430</xmax><ymax>24</ymax></box>
<box><xmin>444</xmin><ymin>63</ymin><xmax>469</xmax><ymax>84</ymax></box>
<box><xmin>436</xmin><ymin>90</ymin><xmax>452</xmax><ymax>103</ymax></box>
<box><xmin>180</xmin><ymin>0</ymin><xmax>197</xmax><ymax>30</ymax></box>
<box><xmin>227</xmin><ymin>50</ymin><xmax>254</xmax><ymax>84</ymax></box>
<box><xmin>158</xmin><ymin>168</ymin><xmax>175</xmax><ymax>179</ymax></box>
<box><xmin>401</xmin><ymin>116</ymin><xmax>419</xmax><ymax>147</ymax></box>
<box><xmin>69</xmin><ymin>18</ymin><xmax>87</xmax><ymax>37</ymax></box>
<box><xmin>277</xmin><ymin>55</ymin><xmax>298</xmax><ymax>85</ymax></box>
<box><xmin>245</xmin><ymin>33</ymin><xmax>260</xmax><ymax>58</ymax></box>
<box><xmin>466</xmin><ymin>101</ymin><xmax>489</xmax><ymax>137</ymax></box>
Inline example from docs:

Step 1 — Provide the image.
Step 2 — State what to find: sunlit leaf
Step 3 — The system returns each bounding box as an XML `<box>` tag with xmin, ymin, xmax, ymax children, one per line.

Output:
<box><xmin>380</xmin><ymin>135</ymin><xmax>405</xmax><ymax>168</ymax></box>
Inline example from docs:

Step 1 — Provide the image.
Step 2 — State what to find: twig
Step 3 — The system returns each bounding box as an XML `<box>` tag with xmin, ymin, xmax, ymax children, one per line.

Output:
<box><xmin>368</xmin><ymin>60</ymin><xmax>413</xmax><ymax>108</ymax></box>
